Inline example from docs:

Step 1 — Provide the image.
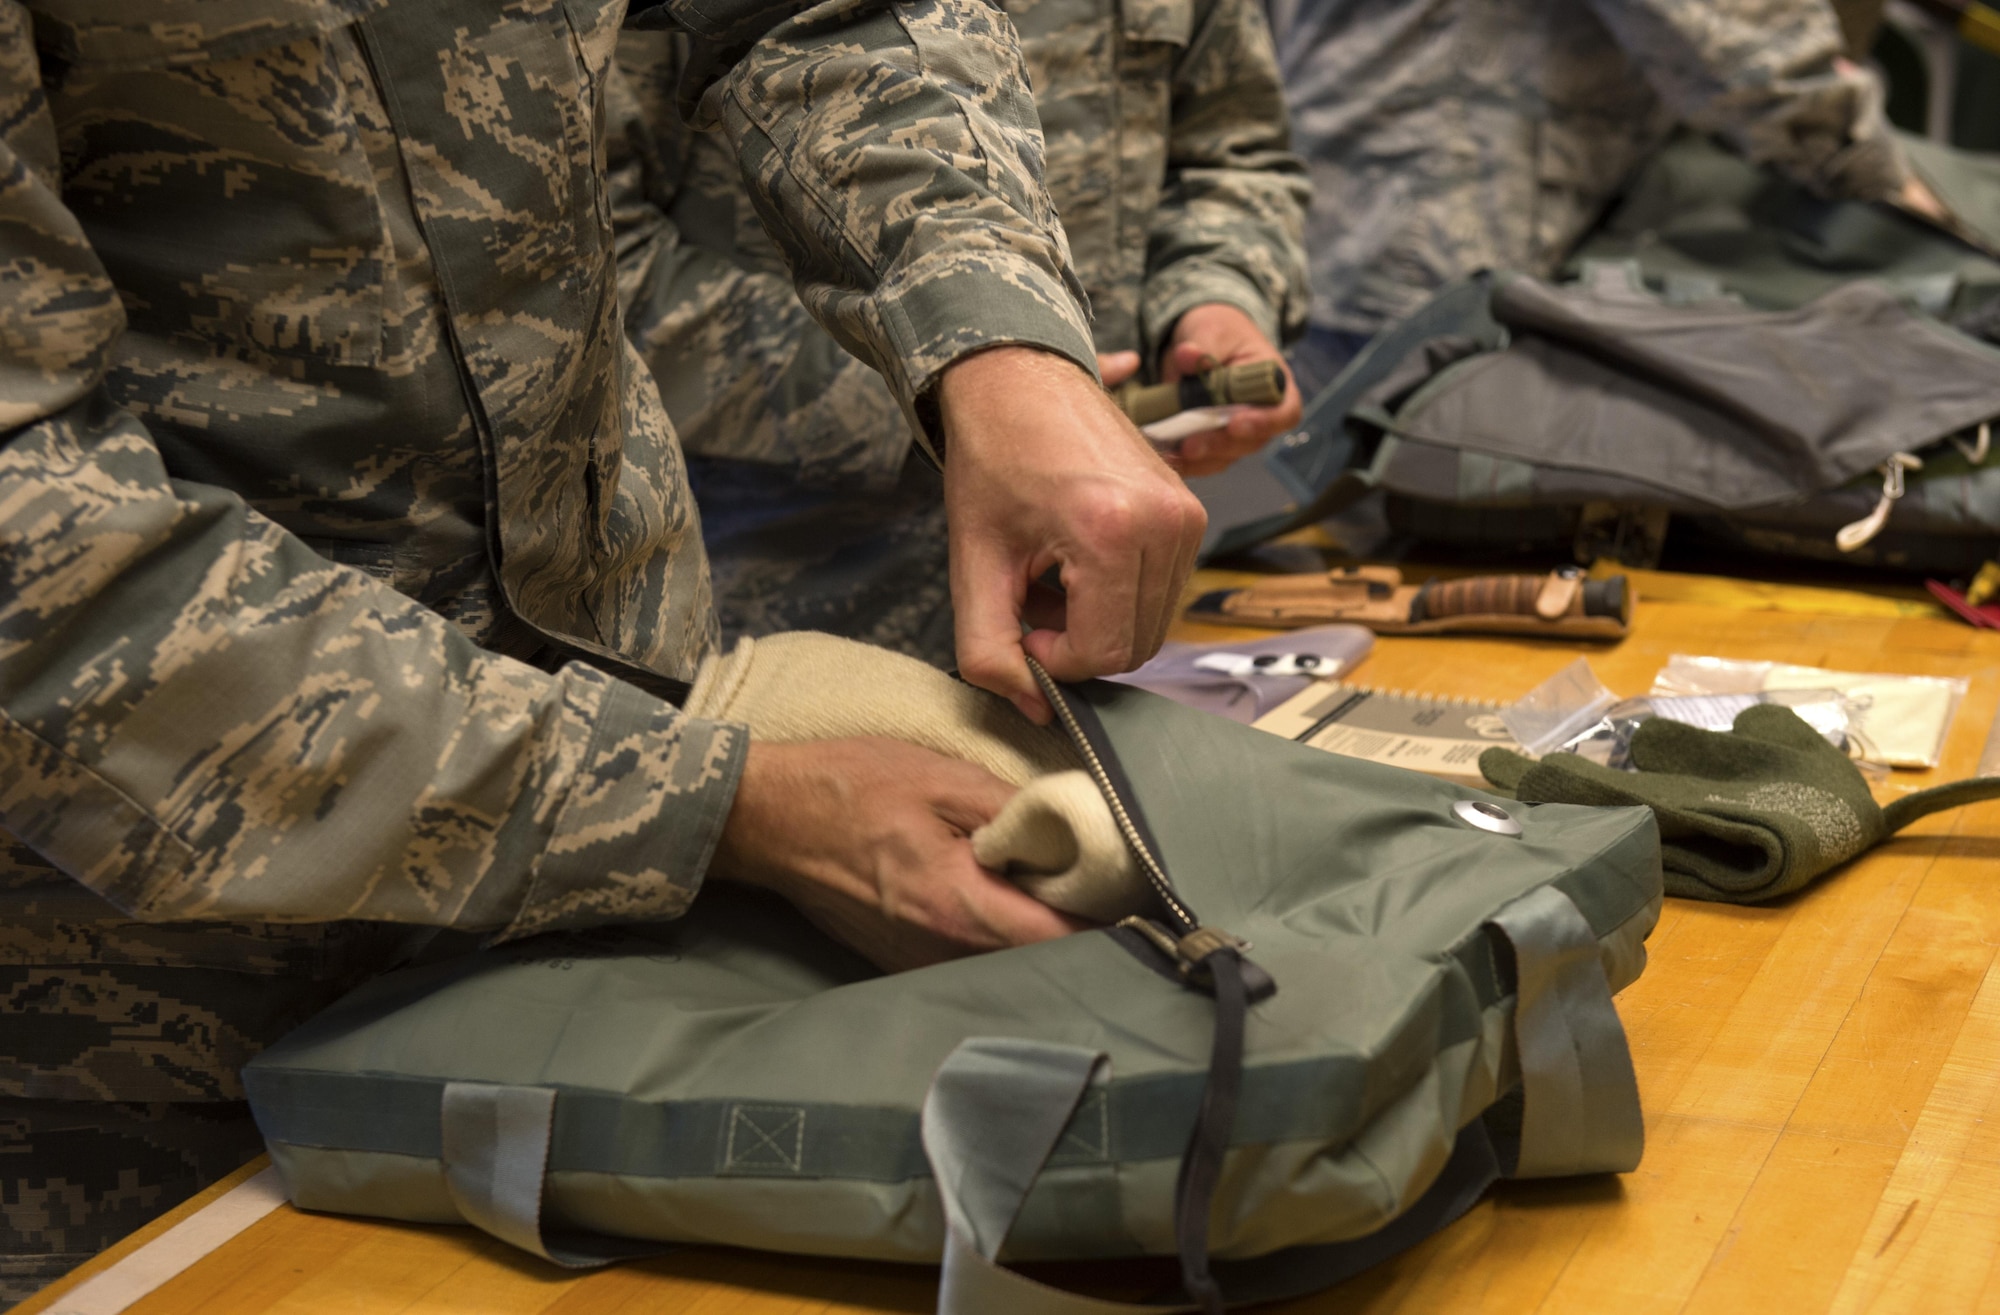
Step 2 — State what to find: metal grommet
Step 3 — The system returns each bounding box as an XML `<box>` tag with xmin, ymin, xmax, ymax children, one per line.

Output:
<box><xmin>1453</xmin><ymin>799</ymin><xmax>1523</xmax><ymax>837</ymax></box>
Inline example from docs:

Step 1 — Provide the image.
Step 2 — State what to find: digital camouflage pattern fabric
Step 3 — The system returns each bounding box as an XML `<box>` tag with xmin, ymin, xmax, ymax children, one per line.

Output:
<box><xmin>679</xmin><ymin>454</ymin><xmax>960</xmax><ymax>662</ymax></box>
<box><xmin>613</xmin><ymin>31</ymin><xmax>918</xmax><ymax>493</ymax></box>
<box><xmin>0</xmin><ymin>0</ymin><xmax>1092</xmax><ymax>1297</ymax></box>
<box><xmin>1</xmin><ymin>834</ymin><xmax>432</xmax><ymax>1301</ymax></box>
<box><xmin>1267</xmin><ymin>0</ymin><xmax>1914</xmax><ymax>336</ymax></box>
<box><xmin>613</xmin><ymin>0</ymin><xmax>1308</xmax><ymax>656</ymax></box>
<box><xmin>1</xmin><ymin>1098</ymin><xmax>270</xmax><ymax>1305</ymax></box>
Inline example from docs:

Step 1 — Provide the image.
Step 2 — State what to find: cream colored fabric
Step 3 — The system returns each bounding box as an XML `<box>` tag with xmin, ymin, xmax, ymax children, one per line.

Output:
<box><xmin>685</xmin><ymin>632</ymin><xmax>1078</xmax><ymax>782</ymax></box>
<box><xmin>971</xmin><ymin>771</ymin><xmax>1154</xmax><ymax>922</ymax></box>
<box><xmin>686</xmin><ymin>633</ymin><xmax>1150</xmax><ymax>919</ymax></box>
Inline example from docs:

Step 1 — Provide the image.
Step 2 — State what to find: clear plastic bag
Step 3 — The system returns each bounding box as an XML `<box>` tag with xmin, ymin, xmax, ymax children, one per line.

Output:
<box><xmin>1499</xmin><ymin>658</ymin><xmax>1619</xmax><ymax>756</ymax></box>
<box><xmin>1652</xmin><ymin>655</ymin><xmax>1966</xmax><ymax>769</ymax></box>
<box><xmin>1558</xmin><ymin>690</ymin><xmax>1853</xmax><ymax>770</ymax></box>
<box><xmin>1502</xmin><ymin>658</ymin><xmax>1869</xmax><ymax>775</ymax></box>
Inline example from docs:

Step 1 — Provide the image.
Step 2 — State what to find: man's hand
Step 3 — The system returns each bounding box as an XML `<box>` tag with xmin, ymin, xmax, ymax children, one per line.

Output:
<box><xmin>939</xmin><ymin>346</ymin><xmax>1206</xmax><ymax>723</ymax></box>
<box><xmin>711</xmin><ymin>738</ymin><xmax>1081</xmax><ymax>973</ymax></box>
<box><xmin>1162</xmin><ymin>303</ymin><xmax>1304</xmax><ymax>478</ymax></box>
<box><xmin>1896</xmin><ymin>173</ymin><xmax>1949</xmax><ymax>223</ymax></box>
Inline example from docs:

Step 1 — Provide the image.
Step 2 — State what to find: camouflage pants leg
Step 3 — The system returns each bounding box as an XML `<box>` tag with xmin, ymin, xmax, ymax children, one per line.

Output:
<box><xmin>0</xmin><ymin>1098</ymin><xmax>266</xmax><ymax>1309</ymax></box>
<box><xmin>0</xmin><ymin>858</ymin><xmax>441</xmax><ymax>1310</ymax></box>
<box><xmin>687</xmin><ymin>451</ymin><xmax>957</xmax><ymax>668</ymax></box>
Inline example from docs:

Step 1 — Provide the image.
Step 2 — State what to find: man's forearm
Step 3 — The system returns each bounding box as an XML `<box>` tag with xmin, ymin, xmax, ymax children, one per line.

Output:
<box><xmin>0</xmin><ymin>15</ymin><xmax>743</xmax><ymax>935</ymax></box>
<box><xmin>0</xmin><ymin>401</ymin><xmax>746</xmax><ymax>937</ymax></box>
<box><xmin>702</xmin><ymin>0</ymin><xmax>1099</xmax><ymax>457</ymax></box>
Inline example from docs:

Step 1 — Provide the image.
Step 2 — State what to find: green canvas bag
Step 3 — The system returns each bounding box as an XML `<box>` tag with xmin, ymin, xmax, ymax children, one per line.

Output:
<box><xmin>242</xmin><ymin>667</ymin><xmax>1663</xmax><ymax>1312</ymax></box>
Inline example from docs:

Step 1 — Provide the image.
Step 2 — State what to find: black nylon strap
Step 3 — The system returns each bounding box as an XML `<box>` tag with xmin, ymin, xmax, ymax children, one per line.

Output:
<box><xmin>1174</xmin><ymin>947</ymin><xmax>1247</xmax><ymax>1315</ymax></box>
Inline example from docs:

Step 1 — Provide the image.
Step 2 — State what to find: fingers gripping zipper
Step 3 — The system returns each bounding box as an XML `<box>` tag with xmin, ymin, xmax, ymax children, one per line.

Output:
<box><xmin>1026</xmin><ymin>656</ymin><xmax>1199</xmax><ymax>934</ymax></box>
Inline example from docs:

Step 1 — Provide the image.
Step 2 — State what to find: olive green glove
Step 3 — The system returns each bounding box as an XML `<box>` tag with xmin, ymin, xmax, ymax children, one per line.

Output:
<box><xmin>1480</xmin><ymin>704</ymin><xmax>2000</xmax><ymax>904</ymax></box>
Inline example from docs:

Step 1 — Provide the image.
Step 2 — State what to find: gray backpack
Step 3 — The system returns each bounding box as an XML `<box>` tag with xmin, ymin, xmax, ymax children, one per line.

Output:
<box><xmin>1217</xmin><ymin>134</ymin><xmax>2000</xmax><ymax>573</ymax></box>
<box><xmin>243</xmin><ymin>671</ymin><xmax>1662</xmax><ymax>1312</ymax></box>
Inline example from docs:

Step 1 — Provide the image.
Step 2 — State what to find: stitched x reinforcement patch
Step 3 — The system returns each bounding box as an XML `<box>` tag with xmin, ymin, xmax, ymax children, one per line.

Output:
<box><xmin>721</xmin><ymin>1103</ymin><xmax>807</xmax><ymax>1175</ymax></box>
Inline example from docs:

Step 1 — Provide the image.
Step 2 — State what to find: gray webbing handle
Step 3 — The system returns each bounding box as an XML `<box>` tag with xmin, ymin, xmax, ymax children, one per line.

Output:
<box><xmin>923</xmin><ymin>1038</ymin><xmax>1181</xmax><ymax>1313</ymax></box>
<box><xmin>1487</xmin><ymin>883</ymin><xmax>1646</xmax><ymax>1178</ymax></box>
<box><xmin>438</xmin><ymin>1082</ymin><xmax>655</xmax><ymax>1269</ymax></box>
<box><xmin>920</xmin><ymin>882</ymin><xmax>1647</xmax><ymax>1315</ymax></box>
<box><xmin>438</xmin><ymin>1048</ymin><xmax>1183</xmax><ymax>1304</ymax></box>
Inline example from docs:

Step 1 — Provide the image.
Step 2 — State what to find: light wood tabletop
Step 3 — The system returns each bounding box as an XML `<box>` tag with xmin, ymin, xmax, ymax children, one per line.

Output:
<box><xmin>21</xmin><ymin>562</ymin><xmax>2000</xmax><ymax>1315</ymax></box>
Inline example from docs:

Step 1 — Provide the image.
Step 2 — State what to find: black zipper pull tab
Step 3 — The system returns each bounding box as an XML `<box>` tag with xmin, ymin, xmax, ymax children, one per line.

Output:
<box><xmin>1116</xmin><ymin>917</ymin><xmax>1273</xmax><ymax>1001</ymax></box>
<box><xmin>1116</xmin><ymin>917</ymin><xmax>1249</xmax><ymax>987</ymax></box>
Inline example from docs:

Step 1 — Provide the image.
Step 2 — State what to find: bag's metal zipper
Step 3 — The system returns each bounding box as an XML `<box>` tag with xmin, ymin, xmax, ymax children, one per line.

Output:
<box><xmin>1026</xmin><ymin>658</ymin><xmax>1261</xmax><ymax>1315</ymax></box>
<box><xmin>1026</xmin><ymin>655</ymin><xmax>1197</xmax><ymax>932</ymax></box>
<box><xmin>1023</xmin><ymin>658</ymin><xmax>1260</xmax><ymax>993</ymax></box>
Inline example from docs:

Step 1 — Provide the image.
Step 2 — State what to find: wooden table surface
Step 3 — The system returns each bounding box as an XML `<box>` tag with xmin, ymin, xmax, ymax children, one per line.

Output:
<box><xmin>23</xmin><ymin>563</ymin><xmax>2000</xmax><ymax>1315</ymax></box>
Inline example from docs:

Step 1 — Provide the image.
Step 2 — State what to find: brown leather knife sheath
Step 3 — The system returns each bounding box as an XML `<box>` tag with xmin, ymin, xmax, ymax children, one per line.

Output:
<box><xmin>1189</xmin><ymin>566</ymin><xmax>1632</xmax><ymax>639</ymax></box>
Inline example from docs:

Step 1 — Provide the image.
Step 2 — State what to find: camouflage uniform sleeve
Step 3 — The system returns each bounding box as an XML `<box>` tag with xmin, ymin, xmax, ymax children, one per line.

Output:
<box><xmin>1588</xmin><ymin>0</ymin><xmax>1909</xmax><ymax>200</ymax></box>
<box><xmin>622</xmin><ymin>226</ymin><xmax>907</xmax><ymax>483</ymax></box>
<box><xmin>1137</xmin><ymin>0</ymin><xmax>1311</xmax><ymax>361</ymax></box>
<box><xmin>609</xmin><ymin>56</ymin><xmax>905</xmax><ymax>485</ymax></box>
<box><xmin>671</xmin><ymin>0</ymin><xmax>1100</xmax><ymax>454</ymax></box>
<box><xmin>0</xmin><ymin>6</ymin><xmax>742</xmax><ymax>941</ymax></box>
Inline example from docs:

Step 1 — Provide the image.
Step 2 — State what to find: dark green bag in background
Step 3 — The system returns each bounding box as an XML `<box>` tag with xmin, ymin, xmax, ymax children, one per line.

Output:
<box><xmin>1222</xmin><ymin>133</ymin><xmax>2000</xmax><ymax>573</ymax></box>
<box><xmin>244</xmin><ymin>673</ymin><xmax>1662</xmax><ymax>1312</ymax></box>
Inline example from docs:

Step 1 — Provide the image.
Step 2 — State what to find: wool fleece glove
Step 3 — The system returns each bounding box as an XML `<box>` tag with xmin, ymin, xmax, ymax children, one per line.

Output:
<box><xmin>1480</xmin><ymin>704</ymin><xmax>2000</xmax><ymax>903</ymax></box>
<box><xmin>685</xmin><ymin>632</ymin><xmax>1152</xmax><ymax>921</ymax></box>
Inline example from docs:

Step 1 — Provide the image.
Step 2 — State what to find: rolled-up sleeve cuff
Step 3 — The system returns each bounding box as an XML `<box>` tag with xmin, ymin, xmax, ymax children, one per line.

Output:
<box><xmin>1142</xmin><ymin>263</ymin><xmax>1286</xmax><ymax>366</ymax></box>
<box><xmin>873</xmin><ymin>247</ymin><xmax>1099</xmax><ymax>458</ymax></box>
<box><xmin>502</xmin><ymin>668</ymin><xmax>747</xmax><ymax>941</ymax></box>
